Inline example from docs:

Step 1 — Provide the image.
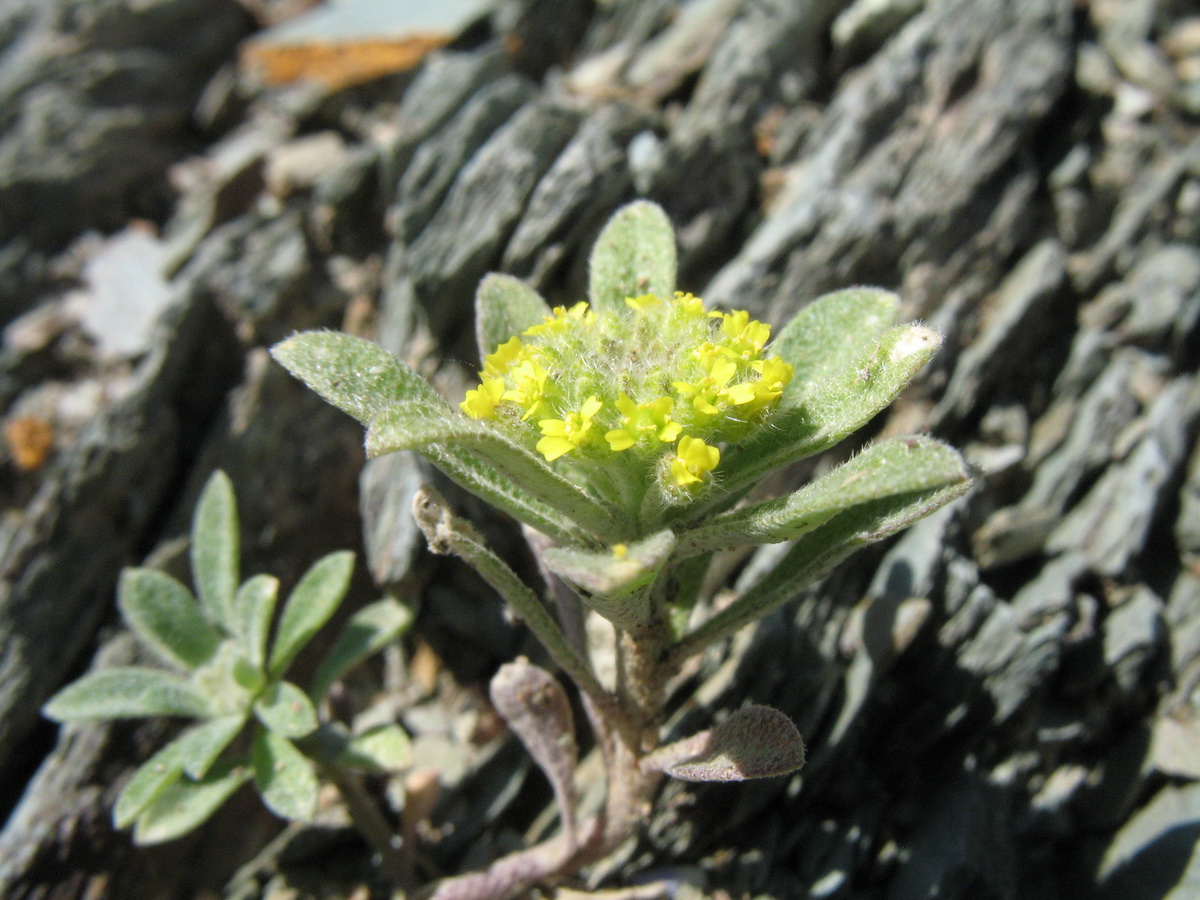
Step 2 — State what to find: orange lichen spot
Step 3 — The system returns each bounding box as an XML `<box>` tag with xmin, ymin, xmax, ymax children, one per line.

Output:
<box><xmin>241</xmin><ymin>35</ymin><xmax>448</xmax><ymax>90</ymax></box>
<box><xmin>4</xmin><ymin>415</ymin><xmax>54</xmax><ymax>472</ymax></box>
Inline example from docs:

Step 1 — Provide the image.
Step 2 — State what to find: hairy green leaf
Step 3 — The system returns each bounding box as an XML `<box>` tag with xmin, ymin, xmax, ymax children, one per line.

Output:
<box><xmin>254</xmin><ymin>681</ymin><xmax>318</xmax><ymax>738</ymax></box>
<box><xmin>677</xmin><ymin>437</ymin><xmax>970</xmax><ymax>557</ymax></box>
<box><xmin>115</xmin><ymin>737</ymin><xmax>188</xmax><ymax>829</ymax></box>
<box><xmin>271</xmin><ymin>331</ymin><xmax>442</xmax><ymax>425</ymax></box>
<box><xmin>413</xmin><ymin>487</ymin><xmax>611</xmax><ymax>711</ymax></box>
<box><xmin>772</xmin><ymin>287</ymin><xmax>900</xmax><ymax>404</ymax></box>
<box><xmin>673</xmin><ymin>479</ymin><xmax>972</xmax><ymax>661</ymax></box>
<box><xmin>542</xmin><ymin>531</ymin><xmax>675</xmax><ymax>632</ymax></box>
<box><xmin>589</xmin><ymin>200</ymin><xmax>677</xmax><ymax>314</ymax></box>
<box><xmin>114</xmin><ymin>715</ymin><xmax>246</xmax><ymax>828</ymax></box>
<box><xmin>310</xmin><ymin>598</ymin><xmax>413</xmax><ymax>703</ymax></box>
<box><xmin>181</xmin><ymin>714</ymin><xmax>248</xmax><ymax>779</ymax></box>
<box><xmin>191</xmin><ymin>471</ymin><xmax>239</xmax><ymax>629</ymax></box>
<box><xmin>268</xmin><ymin>551</ymin><xmax>355</xmax><ymax>679</ymax></box>
<box><xmin>253</xmin><ymin>730</ymin><xmax>319</xmax><ymax>822</ymax></box>
<box><xmin>234</xmin><ymin>574</ymin><xmax>278</xmax><ymax>670</ymax></box>
<box><xmin>132</xmin><ymin>759</ymin><xmax>249</xmax><ymax>845</ymax></box>
<box><xmin>337</xmin><ymin>723</ymin><xmax>413</xmax><ymax>773</ymax></box>
<box><xmin>715</xmin><ymin>325</ymin><xmax>942</xmax><ymax>499</ymax></box>
<box><xmin>44</xmin><ymin>668</ymin><xmax>211</xmax><ymax>721</ymax></box>
<box><xmin>422</xmin><ymin>446</ymin><xmax>589</xmax><ymax>545</ymax></box>
<box><xmin>367</xmin><ymin>399</ymin><xmax>628</xmax><ymax>541</ymax></box>
<box><xmin>475</xmin><ymin>273</ymin><xmax>551</xmax><ymax>360</ymax></box>
<box><xmin>118</xmin><ymin>569</ymin><xmax>221</xmax><ymax>670</ymax></box>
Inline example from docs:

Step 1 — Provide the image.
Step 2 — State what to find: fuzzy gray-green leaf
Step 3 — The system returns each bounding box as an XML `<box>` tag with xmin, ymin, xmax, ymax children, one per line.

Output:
<box><xmin>424</xmin><ymin>446</ymin><xmax>588</xmax><ymax>545</ymax></box>
<box><xmin>114</xmin><ymin>715</ymin><xmax>246</xmax><ymax>828</ymax></box>
<box><xmin>44</xmin><ymin>668</ymin><xmax>211</xmax><ymax>721</ymax></box>
<box><xmin>542</xmin><ymin>531</ymin><xmax>675</xmax><ymax>632</ymax></box>
<box><xmin>118</xmin><ymin>568</ymin><xmax>221</xmax><ymax>670</ymax></box>
<box><xmin>191</xmin><ymin>471</ymin><xmax>239</xmax><ymax>630</ymax></box>
<box><xmin>268</xmin><ymin>551</ymin><xmax>354</xmax><ymax>679</ymax></box>
<box><xmin>271</xmin><ymin>331</ymin><xmax>441</xmax><ymax>425</ymax></box>
<box><xmin>253</xmin><ymin>729</ymin><xmax>319</xmax><ymax>822</ymax></box>
<box><xmin>678</xmin><ymin>437</ymin><xmax>970</xmax><ymax>557</ymax></box>
<box><xmin>132</xmin><ymin>759</ymin><xmax>249</xmax><ymax>845</ymax></box>
<box><xmin>476</xmin><ymin>273</ymin><xmax>551</xmax><ymax>360</ymax></box>
<box><xmin>234</xmin><ymin>574</ymin><xmax>278</xmax><ymax>670</ymax></box>
<box><xmin>115</xmin><ymin>733</ymin><xmax>189</xmax><ymax>828</ymax></box>
<box><xmin>673</xmin><ymin>478</ymin><xmax>971</xmax><ymax>661</ymax></box>
<box><xmin>310</xmin><ymin>598</ymin><xmax>413</xmax><ymax>703</ymax></box>
<box><xmin>181</xmin><ymin>714</ymin><xmax>247</xmax><ymax>779</ymax></box>
<box><xmin>337</xmin><ymin>723</ymin><xmax>413</xmax><ymax>773</ymax></box>
<box><xmin>662</xmin><ymin>705</ymin><xmax>805</xmax><ymax>782</ymax></box>
<box><xmin>715</xmin><ymin>325</ymin><xmax>942</xmax><ymax>499</ymax></box>
<box><xmin>254</xmin><ymin>681</ymin><xmax>318</xmax><ymax>738</ymax></box>
<box><xmin>589</xmin><ymin>200</ymin><xmax>677</xmax><ymax>314</ymax></box>
<box><xmin>368</xmin><ymin>399</ymin><xmax>628</xmax><ymax>541</ymax></box>
<box><xmin>773</xmin><ymin>287</ymin><xmax>900</xmax><ymax>404</ymax></box>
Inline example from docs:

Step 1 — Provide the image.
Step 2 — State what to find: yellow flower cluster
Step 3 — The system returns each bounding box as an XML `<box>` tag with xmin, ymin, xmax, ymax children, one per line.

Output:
<box><xmin>460</xmin><ymin>292</ymin><xmax>792</xmax><ymax>489</ymax></box>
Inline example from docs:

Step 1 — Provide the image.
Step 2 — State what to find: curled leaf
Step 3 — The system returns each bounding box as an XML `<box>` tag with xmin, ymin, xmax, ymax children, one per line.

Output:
<box><xmin>490</xmin><ymin>659</ymin><xmax>578</xmax><ymax>848</ymax></box>
<box><xmin>644</xmin><ymin>705</ymin><xmax>805</xmax><ymax>783</ymax></box>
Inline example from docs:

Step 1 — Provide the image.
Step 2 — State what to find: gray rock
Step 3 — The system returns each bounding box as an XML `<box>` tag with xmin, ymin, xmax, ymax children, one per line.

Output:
<box><xmin>394</xmin><ymin>74</ymin><xmax>537</xmax><ymax>243</ymax></box>
<box><xmin>379</xmin><ymin>46</ymin><xmax>513</xmax><ymax>191</ymax></box>
<box><xmin>71</xmin><ymin>226</ymin><xmax>173</xmax><ymax>361</ymax></box>
<box><xmin>1071</xmin><ymin>139</ymin><xmax>1200</xmax><ymax>294</ymax></box>
<box><xmin>1097</xmin><ymin>782</ymin><xmax>1200</xmax><ymax>900</ymax></box>
<box><xmin>502</xmin><ymin>102</ymin><xmax>651</xmax><ymax>289</ymax></box>
<box><xmin>1165</xmin><ymin>572</ymin><xmax>1200</xmax><ymax>707</ymax></box>
<box><xmin>1175</xmin><ymin>434</ymin><xmax>1200</xmax><ymax>568</ymax></box>
<box><xmin>160</xmin><ymin>115</ymin><xmax>293</xmax><ymax>274</ymax></box>
<box><xmin>1048</xmin><ymin>374</ymin><xmax>1200</xmax><ymax>574</ymax></box>
<box><xmin>887</xmin><ymin>771</ymin><xmax>1016</xmax><ymax>900</ymax></box>
<box><xmin>933</xmin><ymin>238</ymin><xmax>1068</xmax><ymax>427</ymax></box>
<box><xmin>1103</xmin><ymin>586</ymin><xmax>1166</xmax><ymax>695</ymax></box>
<box><xmin>359</xmin><ymin>450</ymin><xmax>426</xmax><ymax>588</ymax></box>
<box><xmin>705</xmin><ymin>0</ymin><xmax>1073</xmax><ymax>323</ymax></box>
<box><xmin>1022</xmin><ymin>348</ymin><xmax>1154</xmax><ymax>515</ymax></box>
<box><xmin>0</xmin><ymin>0</ymin><xmax>253</xmax><ymax>248</ymax></box>
<box><xmin>405</xmin><ymin>100</ymin><xmax>580</xmax><ymax>335</ymax></box>
<box><xmin>1079</xmin><ymin>243</ymin><xmax>1200</xmax><ymax>364</ymax></box>
<box><xmin>832</xmin><ymin>0</ymin><xmax>926</xmax><ymax>68</ymax></box>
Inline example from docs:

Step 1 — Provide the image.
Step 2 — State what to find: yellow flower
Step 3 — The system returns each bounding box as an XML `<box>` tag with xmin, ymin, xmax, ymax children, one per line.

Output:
<box><xmin>503</xmin><ymin>359</ymin><xmax>553</xmax><ymax>421</ymax></box>
<box><xmin>605</xmin><ymin>394</ymin><xmax>682</xmax><ymax>451</ymax></box>
<box><xmin>718</xmin><ymin>310</ymin><xmax>771</xmax><ymax>352</ymax></box>
<box><xmin>524</xmin><ymin>302</ymin><xmax>593</xmax><ymax>337</ymax></box>
<box><xmin>669</xmin><ymin>435</ymin><xmax>720</xmax><ymax>486</ymax></box>
<box><xmin>482</xmin><ymin>336</ymin><xmax>525</xmax><ymax>376</ymax></box>
<box><xmin>674</xmin><ymin>354</ymin><xmax>737</xmax><ymax>416</ymax></box>
<box><xmin>672</xmin><ymin>291</ymin><xmax>704</xmax><ymax>317</ymax></box>
<box><xmin>625</xmin><ymin>293</ymin><xmax>663</xmax><ymax>312</ymax></box>
<box><xmin>726</xmin><ymin>358</ymin><xmax>793</xmax><ymax>410</ymax></box>
<box><xmin>460</xmin><ymin>376</ymin><xmax>506</xmax><ymax>419</ymax></box>
<box><xmin>537</xmin><ymin>396</ymin><xmax>603</xmax><ymax>461</ymax></box>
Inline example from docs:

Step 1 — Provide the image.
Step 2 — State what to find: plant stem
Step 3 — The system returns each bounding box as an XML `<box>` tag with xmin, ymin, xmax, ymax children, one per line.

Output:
<box><xmin>317</xmin><ymin>759</ymin><xmax>407</xmax><ymax>885</ymax></box>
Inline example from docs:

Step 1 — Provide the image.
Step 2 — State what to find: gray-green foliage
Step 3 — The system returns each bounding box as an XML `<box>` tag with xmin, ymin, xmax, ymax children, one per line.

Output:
<box><xmin>43</xmin><ymin>471</ymin><xmax>413</xmax><ymax>845</ymax></box>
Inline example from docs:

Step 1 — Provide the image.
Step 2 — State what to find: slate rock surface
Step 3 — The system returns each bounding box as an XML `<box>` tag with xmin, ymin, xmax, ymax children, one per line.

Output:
<box><xmin>1</xmin><ymin>1</ymin><xmax>1199</xmax><ymax>898</ymax></box>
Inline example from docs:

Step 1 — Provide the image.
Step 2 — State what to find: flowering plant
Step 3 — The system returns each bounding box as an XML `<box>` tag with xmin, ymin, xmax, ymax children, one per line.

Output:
<box><xmin>271</xmin><ymin>201</ymin><xmax>970</xmax><ymax>899</ymax></box>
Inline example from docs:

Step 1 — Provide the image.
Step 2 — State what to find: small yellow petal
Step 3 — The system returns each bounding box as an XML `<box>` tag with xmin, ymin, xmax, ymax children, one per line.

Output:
<box><xmin>537</xmin><ymin>435</ymin><xmax>576</xmax><ymax>460</ymax></box>
<box><xmin>606</xmin><ymin>429</ymin><xmax>636</xmax><ymax>451</ymax></box>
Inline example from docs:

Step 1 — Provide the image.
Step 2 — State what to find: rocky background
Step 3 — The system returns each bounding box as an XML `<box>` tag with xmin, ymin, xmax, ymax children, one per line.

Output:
<box><xmin>1</xmin><ymin>0</ymin><xmax>1199</xmax><ymax>898</ymax></box>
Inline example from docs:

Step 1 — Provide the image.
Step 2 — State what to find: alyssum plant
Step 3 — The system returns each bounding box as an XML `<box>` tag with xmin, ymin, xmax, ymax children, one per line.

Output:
<box><xmin>271</xmin><ymin>201</ymin><xmax>972</xmax><ymax>899</ymax></box>
<box><xmin>44</xmin><ymin>472</ymin><xmax>414</xmax><ymax>870</ymax></box>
